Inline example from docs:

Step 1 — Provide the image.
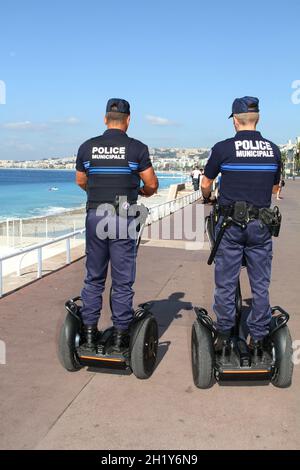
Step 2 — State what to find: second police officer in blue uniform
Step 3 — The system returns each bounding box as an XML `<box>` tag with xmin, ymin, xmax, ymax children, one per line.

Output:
<box><xmin>201</xmin><ymin>97</ymin><xmax>282</xmax><ymax>353</ymax></box>
<box><xmin>76</xmin><ymin>99</ymin><xmax>158</xmax><ymax>353</ymax></box>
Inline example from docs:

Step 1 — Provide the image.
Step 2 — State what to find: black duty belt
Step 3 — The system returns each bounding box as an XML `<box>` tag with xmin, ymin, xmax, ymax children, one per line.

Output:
<box><xmin>218</xmin><ymin>202</ymin><xmax>282</xmax><ymax>237</ymax></box>
<box><xmin>87</xmin><ymin>200</ymin><xmax>137</xmax><ymax>211</ymax></box>
<box><xmin>219</xmin><ymin>204</ymin><xmax>260</xmax><ymax>219</ymax></box>
<box><xmin>207</xmin><ymin>202</ymin><xmax>282</xmax><ymax>265</ymax></box>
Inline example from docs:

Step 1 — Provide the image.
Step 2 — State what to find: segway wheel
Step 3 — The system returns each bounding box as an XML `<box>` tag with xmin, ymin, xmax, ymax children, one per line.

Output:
<box><xmin>271</xmin><ymin>326</ymin><xmax>294</xmax><ymax>388</ymax></box>
<box><xmin>130</xmin><ymin>315</ymin><xmax>158</xmax><ymax>379</ymax></box>
<box><xmin>58</xmin><ymin>315</ymin><xmax>82</xmax><ymax>372</ymax></box>
<box><xmin>191</xmin><ymin>320</ymin><xmax>215</xmax><ymax>389</ymax></box>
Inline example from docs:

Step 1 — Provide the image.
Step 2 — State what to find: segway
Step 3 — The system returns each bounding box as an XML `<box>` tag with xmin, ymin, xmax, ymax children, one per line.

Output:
<box><xmin>191</xmin><ymin>206</ymin><xmax>293</xmax><ymax>389</ymax></box>
<box><xmin>58</xmin><ymin>207</ymin><xmax>159</xmax><ymax>379</ymax></box>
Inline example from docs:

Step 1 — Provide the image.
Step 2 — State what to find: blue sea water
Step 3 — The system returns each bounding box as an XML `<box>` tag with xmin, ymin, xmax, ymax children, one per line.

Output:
<box><xmin>0</xmin><ymin>169</ymin><xmax>186</xmax><ymax>220</ymax></box>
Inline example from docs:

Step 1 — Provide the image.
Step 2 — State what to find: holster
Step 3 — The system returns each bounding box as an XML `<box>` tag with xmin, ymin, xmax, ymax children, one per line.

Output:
<box><xmin>258</xmin><ymin>206</ymin><xmax>282</xmax><ymax>237</ymax></box>
<box><xmin>233</xmin><ymin>201</ymin><xmax>249</xmax><ymax>223</ymax></box>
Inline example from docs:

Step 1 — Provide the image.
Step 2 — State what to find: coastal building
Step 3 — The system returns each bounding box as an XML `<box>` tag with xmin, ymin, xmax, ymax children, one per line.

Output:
<box><xmin>279</xmin><ymin>137</ymin><xmax>300</xmax><ymax>178</ymax></box>
<box><xmin>0</xmin><ymin>148</ymin><xmax>210</xmax><ymax>171</ymax></box>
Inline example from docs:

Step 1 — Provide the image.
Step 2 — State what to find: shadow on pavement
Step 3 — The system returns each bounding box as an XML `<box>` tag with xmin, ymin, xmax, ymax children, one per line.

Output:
<box><xmin>141</xmin><ymin>291</ymin><xmax>194</xmax><ymax>339</ymax></box>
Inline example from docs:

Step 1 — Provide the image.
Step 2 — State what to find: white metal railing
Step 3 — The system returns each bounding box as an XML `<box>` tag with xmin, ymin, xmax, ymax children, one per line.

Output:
<box><xmin>0</xmin><ymin>215</ymin><xmax>82</xmax><ymax>250</ymax></box>
<box><xmin>0</xmin><ymin>190</ymin><xmax>201</xmax><ymax>297</ymax></box>
<box><xmin>146</xmin><ymin>190</ymin><xmax>201</xmax><ymax>224</ymax></box>
<box><xmin>0</xmin><ymin>229</ymin><xmax>85</xmax><ymax>297</ymax></box>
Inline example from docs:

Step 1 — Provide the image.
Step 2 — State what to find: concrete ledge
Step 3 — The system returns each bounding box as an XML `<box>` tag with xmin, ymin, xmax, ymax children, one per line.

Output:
<box><xmin>167</xmin><ymin>183</ymin><xmax>186</xmax><ymax>201</ymax></box>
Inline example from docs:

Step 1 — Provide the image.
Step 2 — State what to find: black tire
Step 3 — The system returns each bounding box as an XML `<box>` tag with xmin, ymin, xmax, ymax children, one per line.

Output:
<box><xmin>191</xmin><ymin>320</ymin><xmax>215</xmax><ymax>389</ymax></box>
<box><xmin>271</xmin><ymin>326</ymin><xmax>293</xmax><ymax>388</ymax></box>
<box><xmin>130</xmin><ymin>315</ymin><xmax>158</xmax><ymax>379</ymax></box>
<box><xmin>58</xmin><ymin>315</ymin><xmax>82</xmax><ymax>372</ymax></box>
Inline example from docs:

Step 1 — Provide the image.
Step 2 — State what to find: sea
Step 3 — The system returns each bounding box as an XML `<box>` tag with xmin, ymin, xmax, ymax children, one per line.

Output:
<box><xmin>0</xmin><ymin>169</ymin><xmax>187</xmax><ymax>221</ymax></box>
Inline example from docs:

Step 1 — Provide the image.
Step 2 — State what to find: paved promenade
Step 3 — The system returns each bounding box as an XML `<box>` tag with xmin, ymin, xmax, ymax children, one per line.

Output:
<box><xmin>0</xmin><ymin>181</ymin><xmax>299</xmax><ymax>450</ymax></box>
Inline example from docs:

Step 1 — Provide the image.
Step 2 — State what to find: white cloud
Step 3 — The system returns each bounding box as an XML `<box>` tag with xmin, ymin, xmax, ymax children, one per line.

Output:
<box><xmin>2</xmin><ymin>121</ymin><xmax>48</xmax><ymax>130</ymax></box>
<box><xmin>51</xmin><ymin>117</ymin><xmax>80</xmax><ymax>125</ymax></box>
<box><xmin>14</xmin><ymin>143</ymin><xmax>35</xmax><ymax>151</ymax></box>
<box><xmin>66</xmin><ymin>116</ymin><xmax>80</xmax><ymax>124</ymax></box>
<box><xmin>1</xmin><ymin>116</ymin><xmax>80</xmax><ymax>131</ymax></box>
<box><xmin>1</xmin><ymin>140</ymin><xmax>35</xmax><ymax>151</ymax></box>
<box><xmin>145</xmin><ymin>115</ymin><xmax>177</xmax><ymax>126</ymax></box>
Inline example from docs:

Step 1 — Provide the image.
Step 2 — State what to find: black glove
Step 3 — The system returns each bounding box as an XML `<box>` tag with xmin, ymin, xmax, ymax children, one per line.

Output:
<box><xmin>203</xmin><ymin>193</ymin><xmax>211</xmax><ymax>204</ymax></box>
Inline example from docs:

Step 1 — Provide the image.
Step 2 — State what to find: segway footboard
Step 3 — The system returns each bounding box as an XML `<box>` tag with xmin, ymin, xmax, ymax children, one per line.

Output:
<box><xmin>192</xmin><ymin>306</ymin><xmax>293</xmax><ymax>387</ymax></box>
<box><xmin>77</xmin><ymin>326</ymin><xmax>129</xmax><ymax>370</ymax></box>
<box><xmin>59</xmin><ymin>297</ymin><xmax>159</xmax><ymax>378</ymax></box>
<box><xmin>216</xmin><ymin>362</ymin><xmax>273</xmax><ymax>383</ymax></box>
<box><xmin>77</xmin><ymin>305</ymin><xmax>159</xmax><ymax>376</ymax></box>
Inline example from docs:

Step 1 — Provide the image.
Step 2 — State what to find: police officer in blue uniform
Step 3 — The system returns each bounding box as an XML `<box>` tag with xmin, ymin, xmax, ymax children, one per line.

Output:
<box><xmin>76</xmin><ymin>98</ymin><xmax>158</xmax><ymax>352</ymax></box>
<box><xmin>201</xmin><ymin>96</ymin><xmax>282</xmax><ymax>351</ymax></box>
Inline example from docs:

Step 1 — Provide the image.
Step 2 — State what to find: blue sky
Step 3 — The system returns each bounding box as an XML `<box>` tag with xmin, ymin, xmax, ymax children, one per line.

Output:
<box><xmin>0</xmin><ymin>0</ymin><xmax>299</xmax><ymax>160</ymax></box>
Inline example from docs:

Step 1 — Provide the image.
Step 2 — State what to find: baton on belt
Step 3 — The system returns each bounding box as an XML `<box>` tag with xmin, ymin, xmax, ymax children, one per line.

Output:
<box><xmin>207</xmin><ymin>217</ymin><xmax>247</xmax><ymax>265</ymax></box>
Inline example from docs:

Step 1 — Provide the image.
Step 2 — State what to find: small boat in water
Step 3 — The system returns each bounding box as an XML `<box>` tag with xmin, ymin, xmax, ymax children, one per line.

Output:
<box><xmin>49</xmin><ymin>187</ymin><xmax>59</xmax><ymax>191</ymax></box>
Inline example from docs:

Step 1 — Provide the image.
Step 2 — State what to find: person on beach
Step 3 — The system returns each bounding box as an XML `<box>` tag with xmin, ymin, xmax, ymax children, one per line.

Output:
<box><xmin>190</xmin><ymin>166</ymin><xmax>201</xmax><ymax>191</ymax></box>
<box><xmin>201</xmin><ymin>96</ymin><xmax>282</xmax><ymax>353</ymax></box>
<box><xmin>76</xmin><ymin>99</ymin><xmax>158</xmax><ymax>352</ymax></box>
<box><xmin>199</xmin><ymin>168</ymin><xmax>204</xmax><ymax>195</ymax></box>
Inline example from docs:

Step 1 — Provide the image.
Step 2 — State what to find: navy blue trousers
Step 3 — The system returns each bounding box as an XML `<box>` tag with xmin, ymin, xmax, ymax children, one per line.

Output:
<box><xmin>214</xmin><ymin>218</ymin><xmax>273</xmax><ymax>340</ymax></box>
<box><xmin>81</xmin><ymin>209</ymin><xmax>137</xmax><ymax>330</ymax></box>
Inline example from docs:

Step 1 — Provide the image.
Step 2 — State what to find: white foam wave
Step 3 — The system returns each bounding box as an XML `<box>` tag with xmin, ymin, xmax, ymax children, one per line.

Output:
<box><xmin>30</xmin><ymin>206</ymin><xmax>84</xmax><ymax>217</ymax></box>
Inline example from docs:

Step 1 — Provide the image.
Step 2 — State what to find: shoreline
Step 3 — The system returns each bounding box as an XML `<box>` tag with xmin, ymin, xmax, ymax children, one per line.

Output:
<box><xmin>0</xmin><ymin>167</ymin><xmax>189</xmax><ymax>174</ymax></box>
<box><xmin>0</xmin><ymin>167</ymin><xmax>76</xmax><ymax>171</ymax></box>
<box><xmin>0</xmin><ymin>168</ymin><xmax>189</xmax><ymax>223</ymax></box>
<box><xmin>0</xmin><ymin>205</ymin><xmax>87</xmax><ymax>223</ymax></box>
<box><xmin>0</xmin><ymin>189</ymin><xmax>171</xmax><ymax>225</ymax></box>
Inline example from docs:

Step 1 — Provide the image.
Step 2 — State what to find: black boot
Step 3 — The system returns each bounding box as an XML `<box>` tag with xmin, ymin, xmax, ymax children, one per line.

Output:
<box><xmin>215</xmin><ymin>331</ymin><xmax>232</xmax><ymax>354</ymax></box>
<box><xmin>82</xmin><ymin>325</ymin><xmax>98</xmax><ymax>351</ymax></box>
<box><xmin>249</xmin><ymin>338</ymin><xmax>264</xmax><ymax>360</ymax></box>
<box><xmin>111</xmin><ymin>329</ymin><xmax>130</xmax><ymax>353</ymax></box>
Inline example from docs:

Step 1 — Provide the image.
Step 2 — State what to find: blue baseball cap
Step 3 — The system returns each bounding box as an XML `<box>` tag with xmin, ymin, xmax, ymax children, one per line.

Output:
<box><xmin>229</xmin><ymin>96</ymin><xmax>259</xmax><ymax>118</ymax></box>
<box><xmin>106</xmin><ymin>98</ymin><xmax>130</xmax><ymax>115</ymax></box>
